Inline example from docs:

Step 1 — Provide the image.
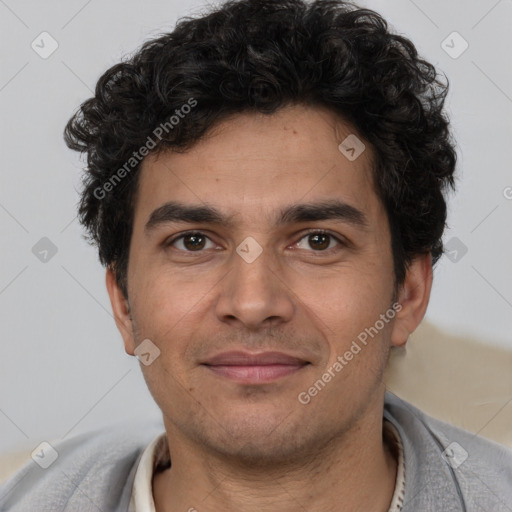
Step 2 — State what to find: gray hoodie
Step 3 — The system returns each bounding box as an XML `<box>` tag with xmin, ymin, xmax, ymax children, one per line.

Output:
<box><xmin>1</xmin><ymin>392</ymin><xmax>511</xmax><ymax>511</ymax></box>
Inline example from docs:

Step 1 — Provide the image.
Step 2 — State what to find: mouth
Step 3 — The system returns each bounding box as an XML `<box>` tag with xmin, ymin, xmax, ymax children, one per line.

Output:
<box><xmin>201</xmin><ymin>351</ymin><xmax>310</xmax><ymax>384</ymax></box>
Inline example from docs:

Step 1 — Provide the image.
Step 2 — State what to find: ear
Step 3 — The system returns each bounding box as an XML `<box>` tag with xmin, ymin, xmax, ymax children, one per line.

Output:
<box><xmin>105</xmin><ymin>266</ymin><xmax>136</xmax><ymax>356</ymax></box>
<box><xmin>390</xmin><ymin>253</ymin><xmax>433</xmax><ymax>347</ymax></box>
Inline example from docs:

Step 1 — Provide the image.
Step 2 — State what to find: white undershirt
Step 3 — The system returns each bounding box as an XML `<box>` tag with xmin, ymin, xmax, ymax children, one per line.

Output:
<box><xmin>129</xmin><ymin>420</ymin><xmax>406</xmax><ymax>512</ymax></box>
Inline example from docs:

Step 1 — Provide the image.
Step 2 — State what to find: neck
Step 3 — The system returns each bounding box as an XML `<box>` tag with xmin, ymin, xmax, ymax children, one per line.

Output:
<box><xmin>153</xmin><ymin>410</ymin><xmax>398</xmax><ymax>512</ymax></box>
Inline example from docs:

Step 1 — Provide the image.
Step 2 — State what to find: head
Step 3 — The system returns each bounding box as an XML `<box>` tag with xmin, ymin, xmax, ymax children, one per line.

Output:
<box><xmin>64</xmin><ymin>0</ymin><xmax>456</xmax><ymax>463</ymax></box>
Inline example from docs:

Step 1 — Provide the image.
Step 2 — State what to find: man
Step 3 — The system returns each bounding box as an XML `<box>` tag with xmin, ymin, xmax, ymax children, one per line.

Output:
<box><xmin>1</xmin><ymin>0</ymin><xmax>511</xmax><ymax>510</ymax></box>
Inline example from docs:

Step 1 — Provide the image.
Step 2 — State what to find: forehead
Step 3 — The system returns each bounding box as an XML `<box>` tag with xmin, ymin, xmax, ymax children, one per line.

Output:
<box><xmin>133</xmin><ymin>104</ymin><xmax>382</xmax><ymax>228</ymax></box>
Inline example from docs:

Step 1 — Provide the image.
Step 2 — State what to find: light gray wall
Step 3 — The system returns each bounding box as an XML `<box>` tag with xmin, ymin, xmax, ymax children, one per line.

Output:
<box><xmin>1</xmin><ymin>0</ymin><xmax>511</xmax><ymax>455</ymax></box>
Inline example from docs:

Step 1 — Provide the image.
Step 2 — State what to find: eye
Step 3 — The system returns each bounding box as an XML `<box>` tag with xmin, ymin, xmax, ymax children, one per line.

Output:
<box><xmin>295</xmin><ymin>230</ymin><xmax>345</xmax><ymax>252</ymax></box>
<box><xmin>165</xmin><ymin>229</ymin><xmax>346</xmax><ymax>254</ymax></box>
<box><xmin>166</xmin><ymin>231</ymin><xmax>216</xmax><ymax>252</ymax></box>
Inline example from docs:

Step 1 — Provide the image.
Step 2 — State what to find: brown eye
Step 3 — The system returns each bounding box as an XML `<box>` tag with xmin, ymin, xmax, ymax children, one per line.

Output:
<box><xmin>183</xmin><ymin>233</ymin><xmax>206</xmax><ymax>250</ymax></box>
<box><xmin>307</xmin><ymin>233</ymin><xmax>330</xmax><ymax>250</ymax></box>
<box><xmin>296</xmin><ymin>231</ymin><xmax>344</xmax><ymax>252</ymax></box>
<box><xmin>167</xmin><ymin>232</ymin><xmax>214</xmax><ymax>251</ymax></box>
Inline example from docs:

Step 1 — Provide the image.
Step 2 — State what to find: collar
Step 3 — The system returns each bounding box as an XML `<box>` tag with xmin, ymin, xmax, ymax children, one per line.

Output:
<box><xmin>130</xmin><ymin>418</ymin><xmax>405</xmax><ymax>512</ymax></box>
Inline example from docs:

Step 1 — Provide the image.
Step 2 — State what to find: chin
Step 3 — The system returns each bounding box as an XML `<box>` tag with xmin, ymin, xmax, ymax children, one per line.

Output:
<box><xmin>190</xmin><ymin>411</ymin><xmax>321</xmax><ymax>467</ymax></box>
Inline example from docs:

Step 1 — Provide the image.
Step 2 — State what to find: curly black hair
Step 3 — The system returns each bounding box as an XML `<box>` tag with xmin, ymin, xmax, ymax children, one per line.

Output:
<box><xmin>64</xmin><ymin>0</ymin><xmax>457</xmax><ymax>299</ymax></box>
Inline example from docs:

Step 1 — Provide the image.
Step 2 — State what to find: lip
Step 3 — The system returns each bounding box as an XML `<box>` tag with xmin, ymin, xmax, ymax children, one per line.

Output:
<box><xmin>202</xmin><ymin>351</ymin><xmax>310</xmax><ymax>384</ymax></box>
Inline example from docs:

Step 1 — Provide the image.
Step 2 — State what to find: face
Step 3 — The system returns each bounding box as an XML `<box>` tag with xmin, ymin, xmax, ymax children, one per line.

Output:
<box><xmin>108</xmin><ymin>104</ymin><xmax>430</xmax><ymax>464</ymax></box>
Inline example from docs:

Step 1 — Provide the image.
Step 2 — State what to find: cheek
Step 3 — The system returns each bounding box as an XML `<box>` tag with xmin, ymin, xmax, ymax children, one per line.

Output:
<box><xmin>128</xmin><ymin>268</ymin><xmax>220</xmax><ymax>380</ymax></box>
<box><xmin>131</xmin><ymin>265</ymin><xmax>211</xmax><ymax>329</ymax></box>
<box><xmin>304</xmin><ymin>262</ymin><xmax>390</xmax><ymax>317</ymax></box>
<box><xmin>296</xmin><ymin>263</ymin><xmax>394</xmax><ymax>354</ymax></box>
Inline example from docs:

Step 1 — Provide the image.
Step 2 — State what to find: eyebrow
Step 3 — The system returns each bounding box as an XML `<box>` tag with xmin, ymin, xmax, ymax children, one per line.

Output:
<box><xmin>144</xmin><ymin>199</ymin><xmax>369</xmax><ymax>234</ymax></box>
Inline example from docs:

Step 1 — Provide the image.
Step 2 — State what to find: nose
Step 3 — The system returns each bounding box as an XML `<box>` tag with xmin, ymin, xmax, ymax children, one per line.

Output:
<box><xmin>214</xmin><ymin>241</ymin><xmax>295</xmax><ymax>330</ymax></box>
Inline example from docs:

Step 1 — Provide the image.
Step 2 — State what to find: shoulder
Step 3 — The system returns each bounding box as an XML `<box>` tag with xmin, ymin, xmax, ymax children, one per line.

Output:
<box><xmin>0</xmin><ymin>419</ymin><xmax>164</xmax><ymax>512</ymax></box>
<box><xmin>384</xmin><ymin>391</ymin><xmax>512</xmax><ymax>510</ymax></box>
<box><xmin>384</xmin><ymin>390</ymin><xmax>512</xmax><ymax>463</ymax></box>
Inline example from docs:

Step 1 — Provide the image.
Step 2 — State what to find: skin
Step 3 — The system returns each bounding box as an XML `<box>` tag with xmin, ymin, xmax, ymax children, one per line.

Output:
<box><xmin>106</xmin><ymin>103</ymin><xmax>432</xmax><ymax>512</ymax></box>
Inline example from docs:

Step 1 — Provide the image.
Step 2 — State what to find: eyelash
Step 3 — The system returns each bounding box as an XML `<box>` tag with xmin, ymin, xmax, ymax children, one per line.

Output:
<box><xmin>164</xmin><ymin>229</ymin><xmax>347</xmax><ymax>254</ymax></box>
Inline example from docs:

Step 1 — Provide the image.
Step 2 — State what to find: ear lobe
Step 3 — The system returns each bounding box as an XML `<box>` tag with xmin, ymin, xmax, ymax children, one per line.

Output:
<box><xmin>105</xmin><ymin>267</ymin><xmax>136</xmax><ymax>355</ymax></box>
<box><xmin>390</xmin><ymin>253</ymin><xmax>433</xmax><ymax>347</ymax></box>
